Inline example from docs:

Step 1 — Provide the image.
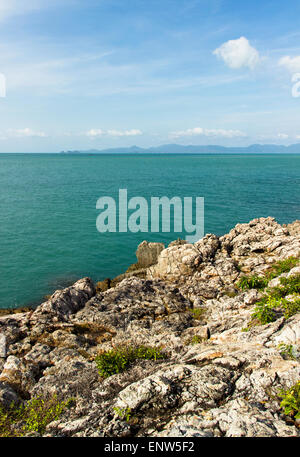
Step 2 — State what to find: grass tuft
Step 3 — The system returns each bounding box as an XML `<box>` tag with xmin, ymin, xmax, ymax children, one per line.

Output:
<box><xmin>278</xmin><ymin>381</ymin><xmax>300</xmax><ymax>420</ymax></box>
<box><xmin>237</xmin><ymin>256</ymin><xmax>299</xmax><ymax>291</ymax></box>
<box><xmin>249</xmin><ymin>274</ymin><xmax>300</xmax><ymax>326</ymax></box>
<box><xmin>0</xmin><ymin>395</ymin><xmax>74</xmax><ymax>437</ymax></box>
<box><xmin>95</xmin><ymin>345</ymin><xmax>167</xmax><ymax>378</ymax></box>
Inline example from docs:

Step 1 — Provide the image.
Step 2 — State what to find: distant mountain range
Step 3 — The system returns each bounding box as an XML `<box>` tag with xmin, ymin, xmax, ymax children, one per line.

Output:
<box><xmin>60</xmin><ymin>143</ymin><xmax>300</xmax><ymax>154</ymax></box>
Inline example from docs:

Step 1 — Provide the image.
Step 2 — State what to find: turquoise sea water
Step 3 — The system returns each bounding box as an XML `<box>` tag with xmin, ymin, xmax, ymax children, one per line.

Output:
<box><xmin>0</xmin><ymin>153</ymin><xmax>299</xmax><ymax>309</ymax></box>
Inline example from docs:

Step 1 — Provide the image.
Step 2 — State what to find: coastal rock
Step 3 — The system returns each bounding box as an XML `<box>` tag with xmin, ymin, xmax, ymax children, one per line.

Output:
<box><xmin>135</xmin><ymin>241</ymin><xmax>165</xmax><ymax>268</ymax></box>
<box><xmin>0</xmin><ymin>217</ymin><xmax>299</xmax><ymax>437</ymax></box>
<box><xmin>76</xmin><ymin>277</ymin><xmax>192</xmax><ymax>337</ymax></box>
<box><xmin>0</xmin><ymin>334</ymin><xmax>6</xmax><ymax>358</ymax></box>
<box><xmin>115</xmin><ymin>362</ymin><xmax>236</xmax><ymax>414</ymax></box>
<box><xmin>96</xmin><ymin>278</ymin><xmax>111</xmax><ymax>293</ymax></box>
<box><xmin>158</xmin><ymin>398</ymin><xmax>298</xmax><ymax>437</ymax></box>
<box><xmin>147</xmin><ymin>243</ymin><xmax>199</xmax><ymax>279</ymax></box>
<box><xmin>0</xmin><ymin>382</ymin><xmax>20</xmax><ymax>408</ymax></box>
<box><xmin>0</xmin><ymin>355</ymin><xmax>36</xmax><ymax>395</ymax></box>
<box><xmin>271</xmin><ymin>314</ymin><xmax>300</xmax><ymax>346</ymax></box>
<box><xmin>145</xmin><ymin>217</ymin><xmax>300</xmax><ymax>304</ymax></box>
<box><xmin>284</xmin><ymin>220</ymin><xmax>300</xmax><ymax>236</ymax></box>
<box><xmin>31</xmin><ymin>277</ymin><xmax>95</xmax><ymax>321</ymax></box>
<box><xmin>168</xmin><ymin>238</ymin><xmax>188</xmax><ymax>247</ymax></box>
<box><xmin>220</xmin><ymin>217</ymin><xmax>300</xmax><ymax>274</ymax></box>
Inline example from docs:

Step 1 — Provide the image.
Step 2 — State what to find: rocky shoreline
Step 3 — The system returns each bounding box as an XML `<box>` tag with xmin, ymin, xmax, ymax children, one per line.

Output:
<box><xmin>0</xmin><ymin>216</ymin><xmax>300</xmax><ymax>437</ymax></box>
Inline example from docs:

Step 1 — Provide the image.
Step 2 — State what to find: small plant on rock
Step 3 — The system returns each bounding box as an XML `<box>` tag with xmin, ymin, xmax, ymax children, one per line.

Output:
<box><xmin>113</xmin><ymin>406</ymin><xmax>132</xmax><ymax>422</ymax></box>
<box><xmin>236</xmin><ymin>257</ymin><xmax>299</xmax><ymax>292</ymax></box>
<box><xmin>275</xmin><ymin>274</ymin><xmax>300</xmax><ymax>296</ymax></box>
<box><xmin>266</xmin><ymin>256</ymin><xmax>299</xmax><ymax>280</ymax></box>
<box><xmin>251</xmin><ymin>297</ymin><xmax>278</xmax><ymax>324</ymax></box>
<box><xmin>0</xmin><ymin>395</ymin><xmax>74</xmax><ymax>437</ymax></box>
<box><xmin>281</xmin><ymin>298</ymin><xmax>300</xmax><ymax>320</ymax></box>
<box><xmin>190</xmin><ymin>335</ymin><xmax>203</xmax><ymax>345</ymax></box>
<box><xmin>95</xmin><ymin>348</ymin><xmax>130</xmax><ymax>378</ymax></box>
<box><xmin>249</xmin><ymin>274</ymin><xmax>300</xmax><ymax>326</ymax></box>
<box><xmin>237</xmin><ymin>275</ymin><xmax>268</xmax><ymax>290</ymax></box>
<box><xmin>278</xmin><ymin>381</ymin><xmax>300</xmax><ymax>420</ymax></box>
<box><xmin>188</xmin><ymin>307</ymin><xmax>206</xmax><ymax>320</ymax></box>
<box><xmin>95</xmin><ymin>345</ymin><xmax>167</xmax><ymax>378</ymax></box>
<box><xmin>277</xmin><ymin>343</ymin><xmax>297</xmax><ymax>360</ymax></box>
<box><xmin>23</xmin><ymin>396</ymin><xmax>75</xmax><ymax>434</ymax></box>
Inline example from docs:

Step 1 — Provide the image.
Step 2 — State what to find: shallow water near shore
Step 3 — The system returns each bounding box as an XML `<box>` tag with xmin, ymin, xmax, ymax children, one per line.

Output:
<box><xmin>0</xmin><ymin>152</ymin><xmax>299</xmax><ymax>309</ymax></box>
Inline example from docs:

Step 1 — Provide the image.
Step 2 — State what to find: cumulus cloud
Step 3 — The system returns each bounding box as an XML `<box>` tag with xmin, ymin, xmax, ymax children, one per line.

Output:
<box><xmin>213</xmin><ymin>37</ymin><xmax>260</xmax><ymax>69</ymax></box>
<box><xmin>278</xmin><ymin>56</ymin><xmax>300</xmax><ymax>73</ymax></box>
<box><xmin>170</xmin><ymin>127</ymin><xmax>247</xmax><ymax>139</ymax></box>
<box><xmin>86</xmin><ymin>128</ymin><xmax>142</xmax><ymax>138</ymax></box>
<box><xmin>86</xmin><ymin>129</ymin><xmax>105</xmax><ymax>137</ymax></box>
<box><xmin>5</xmin><ymin>128</ymin><xmax>47</xmax><ymax>138</ymax></box>
<box><xmin>277</xmin><ymin>133</ymin><xmax>289</xmax><ymax>139</ymax></box>
<box><xmin>107</xmin><ymin>129</ymin><xmax>143</xmax><ymax>137</ymax></box>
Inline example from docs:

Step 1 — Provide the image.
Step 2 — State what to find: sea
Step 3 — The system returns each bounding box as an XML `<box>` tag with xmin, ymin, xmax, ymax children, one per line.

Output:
<box><xmin>0</xmin><ymin>152</ymin><xmax>299</xmax><ymax>309</ymax></box>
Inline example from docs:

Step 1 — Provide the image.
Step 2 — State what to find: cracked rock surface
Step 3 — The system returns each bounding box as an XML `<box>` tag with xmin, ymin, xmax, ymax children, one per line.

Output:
<box><xmin>0</xmin><ymin>217</ymin><xmax>299</xmax><ymax>437</ymax></box>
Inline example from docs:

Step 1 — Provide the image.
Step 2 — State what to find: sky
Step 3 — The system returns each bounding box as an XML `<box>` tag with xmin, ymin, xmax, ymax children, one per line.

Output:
<box><xmin>1</xmin><ymin>0</ymin><xmax>300</xmax><ymax>152</ymax></box>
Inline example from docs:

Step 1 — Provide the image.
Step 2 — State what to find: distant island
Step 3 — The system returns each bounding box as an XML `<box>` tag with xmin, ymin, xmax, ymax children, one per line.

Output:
<box><xmin>60</xmin><ymin>143</ymin><xmax>300</xmax><ymax>154</ymax></box>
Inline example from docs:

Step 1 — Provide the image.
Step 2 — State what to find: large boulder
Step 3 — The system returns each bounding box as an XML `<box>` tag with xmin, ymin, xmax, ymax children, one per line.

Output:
<box><xmin>30</xmin><ymin>277</ymin><xmax>95</xmax><ymax>321</ymax></box>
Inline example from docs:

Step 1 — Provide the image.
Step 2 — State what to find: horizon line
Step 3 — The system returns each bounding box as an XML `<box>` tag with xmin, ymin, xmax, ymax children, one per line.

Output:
<box><xmin>2</xmin><ymin>142</ymin><xmax>300</xmax><ymax>154</ymax></box>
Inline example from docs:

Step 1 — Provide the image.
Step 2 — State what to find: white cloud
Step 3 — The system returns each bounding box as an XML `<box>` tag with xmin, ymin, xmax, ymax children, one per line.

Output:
<box><xmin>86</xmin><ymin>128</ymin><xmax>143</xmax><ymax>138</ymax></box>
<box><xmin>170</xmin><ymin>127</ymin><xmax>247</xmax><ymax>139</ymax></box>
<box><xmin>2</xmin><ymin>40</ymin><xmax>248</xmax><ymax>98</ymax></box>
<box><xmin>0</xmin><ymin>0</ymin><xmax>48</xmax><ymax>21</ymax></box>
<box><xmin>0</xmin><ymin>0</ymin><xmax>74</xmax><ymax>22</ymax></box>
<box><xmin>86</xmin><ymin>129</ymin><xmax>105</xmax><ymax>138</ymax></box>
<box><xmin>277</xmin><ymin>133</ymin><xmax>289</xmax><ymax>139</ymax></box>
<box><xmin>5</xmin><ymin>128</ymin><xmax>47</xmax><ymax>138</ymax></box>
<box><xmin>107</xmin><ymin>129</ymin><xmax>143</xmax><ymax>137</ymax></box>
<box><xmin>213</xmin><ymin>37</ymin><xmax>260</xmax><ymax>69</ymax></box>
<box><xmin>278</xmin><ymin>55</ymin><xmax>300</xmax><ymax>73</ymax></box>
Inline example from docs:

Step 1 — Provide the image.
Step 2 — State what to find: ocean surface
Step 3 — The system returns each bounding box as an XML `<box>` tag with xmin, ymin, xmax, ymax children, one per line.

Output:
<box><xmin>0</xmin><ymin>153</ymin><xmax>299</xmax><ymax>309</ymax></box>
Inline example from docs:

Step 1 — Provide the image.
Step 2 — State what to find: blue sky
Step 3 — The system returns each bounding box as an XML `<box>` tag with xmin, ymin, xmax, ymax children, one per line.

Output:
<box><xmin>1</xmin><ymin>0</ymin><xmax>300</xmax><ymax>151</ymax></box>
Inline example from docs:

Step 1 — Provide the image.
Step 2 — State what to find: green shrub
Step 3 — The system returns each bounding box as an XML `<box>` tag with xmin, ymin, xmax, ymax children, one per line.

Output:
<box><xmin>284</xmin><ymin>300</ymin><xmax>300</xmax><ymax>319</ymax></box>
<box><xmin>237</xmin><ymin>275</ymin><xmax>268</xmax><ymax>290</ymax></box>
<box><xmin>251</xmin><ymin>296</ymin><xmax>278</xmax><ymax>324</ymax></box>
<box><xmin>0</xmin><ymin>395</ymin><xmax>74</xmax><ymax>437</ymax></box>
<box><xmin>133</xmin><ymin>346</ymin><xmax>165</xmax><ymax>361</ymax></box>
<box><xmin>273</xmin><ymin>274</ymin><xmax>300</xmax><ymax>297</ymax></box>
<box><xmin>278</xmin><ymin>381</ymin><xmax>300</xmax><ymax>420</ymax></box>
<box><xmin>267</xmin><ymin>256</ymin><xmax>299</xmax><ymax>280</ymax></box>
<box><xmin>249</xmin><ymin>274</ymin><xmax>300</xmax><ymax>326</ymax></box>
<box><xmin>95</xmin><ymin>348</ymin><xmax>131</xmax><ymax>378</ymax></box>
<box><xmin>113</xmin><ymin>406</ymin><xmax>132</xmax><ymax>422</ymax></box>
<box><xmin>251</xmin><ymin>296</ymin><xmax>300</xmax><ymax>326</ymax></box>
<box><xmin>0</xmin><ymin>404</ymin><xmax>21</xmax><ymax>437</ymax></box>
<box><xmin>277</xmin><ymin>343</ymin><xmax>297</xmax><ymax>360</ymax></box>
<box><xmin>95</xmin><ymin>345</ymin><xmax>167</xmax><ymax>378</ymax></box>
<box><xmin>188</xmin><ymin>307</ymin><xmax>207</xmax><ymax>320</ymax></box>
<box><xmin>237</xmin><ymin>257</ymin><xmax>299</xmax><ymax>292</ymax></box>
<box><xmin>22</xmin><ymin>396</ymin><xmax>74</xmax><ymax>434</ymax></box>
<box><xmin>191</xmin><ymin>335</ymin><xmax>203</xmax><ymax>345</ymax></box>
